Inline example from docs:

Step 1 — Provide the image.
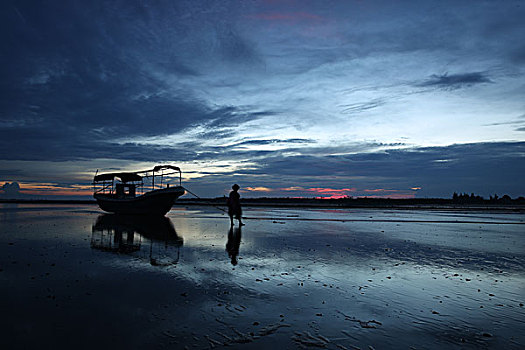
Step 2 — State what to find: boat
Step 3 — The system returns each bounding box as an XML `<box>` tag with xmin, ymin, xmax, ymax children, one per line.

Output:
<box><xmin>92</xmin><ymin>165</ymin><xmax>185</xmax><ymax>216</ymax></box>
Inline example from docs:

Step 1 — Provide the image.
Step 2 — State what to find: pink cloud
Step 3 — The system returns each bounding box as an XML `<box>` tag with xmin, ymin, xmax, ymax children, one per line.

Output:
<box><xmin>245</xmin><ymin>186</ymin><xmax>273</xmax><ymax>192</ymax></box>
<box><xmin>291</xmin><ymin>187</ymin><xmax>358</xmax><ymax>199</ymax></box>
<box><xmin>319</xmin><ymin>195</ymin><xmax>352</xmax><ymax>199</ymax></box>
<box><xmin>280</xmin><ymin>186</ymin><xmax>304</xmax><ymax>191</ymax></box>
<box><xmin>306</xmin><ymin>187</ymin><xmax>357</xmax><ymax>194</ymax></box>
<box><xmin>242</xmin><ymin>186</ymin><xmax>416</xmax><ymax>199</ymax></box>
<box><xmin>280</xmin><ymin>187</ymin><xmax>356</xmax><ymax>197</ymax></box>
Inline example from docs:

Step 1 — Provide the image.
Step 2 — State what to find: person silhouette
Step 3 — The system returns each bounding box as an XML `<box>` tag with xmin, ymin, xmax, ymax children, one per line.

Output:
<box><xmin>226</xmin><ymin>226</ymin><xmax>242</xmax><ymax>265</ymax></box>
<box><xmin>227</xmin><ymin>184</ymin><xmax>244</xmax><ymax>226</ymax></box>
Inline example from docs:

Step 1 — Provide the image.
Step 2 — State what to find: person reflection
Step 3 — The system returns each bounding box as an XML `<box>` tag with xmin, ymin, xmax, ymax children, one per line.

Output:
<box><xmin>226</xmin><ymin>226</ymin><xmax>242</xmax><ymax>266</ymax></box>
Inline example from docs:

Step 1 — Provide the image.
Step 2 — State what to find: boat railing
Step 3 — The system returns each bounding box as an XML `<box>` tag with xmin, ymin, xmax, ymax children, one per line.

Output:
<box><xmin>93</xmin><ymin>180</ymin><xmax>145</xmax><ymax>196</ymax></box>
<box><xmin>94</xmin><ymin>182</ymin><xmax>114</xmax><ymax>195</ymax></box>
<box><xmin>93</xmin><ymin>165</ymin><xmax>183</xmax><ymax>197</ymax></box>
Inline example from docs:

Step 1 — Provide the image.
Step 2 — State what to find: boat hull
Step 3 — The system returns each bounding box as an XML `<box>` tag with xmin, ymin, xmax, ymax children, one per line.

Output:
<box><xmin>94</xmin><ymin>186</ymin><xmax>185</xmax><ymax>216</ymax></box>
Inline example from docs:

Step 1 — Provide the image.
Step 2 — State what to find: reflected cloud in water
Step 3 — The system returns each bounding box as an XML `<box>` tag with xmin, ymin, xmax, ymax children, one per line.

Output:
<box><xmin>91</xmin><ymin>214</ymin><xmax>183</xmax><ymax>266</ymax></box>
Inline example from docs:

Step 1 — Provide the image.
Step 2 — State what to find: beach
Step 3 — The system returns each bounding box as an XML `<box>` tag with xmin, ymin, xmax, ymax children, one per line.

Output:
<box><xmin>1</xmin><ymin>203</ymin><xmax>524</xmax><ymax>349</ymax></box>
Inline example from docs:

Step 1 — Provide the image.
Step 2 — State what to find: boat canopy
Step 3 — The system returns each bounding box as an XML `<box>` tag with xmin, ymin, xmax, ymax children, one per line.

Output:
<box><xmin>153</xmin><ymin>165</ymin><xmax>180</xmax><ymax>172</ymax></box>
<box><xmin>94</xmin><ymin>172</ymin><xmax>142</xmax><ymax>183</ymax></box>
<box><xmin>93</xmin><ymin>165</ymin><xmax>182</xmax><ymax>184</ymax></box>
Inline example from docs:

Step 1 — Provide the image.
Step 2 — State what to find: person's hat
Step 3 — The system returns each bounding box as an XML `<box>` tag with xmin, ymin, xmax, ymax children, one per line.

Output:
<box><xmin>232</xmin><ymin>184</ymin><xmax>240</xmax><ymax>190</ymax></box>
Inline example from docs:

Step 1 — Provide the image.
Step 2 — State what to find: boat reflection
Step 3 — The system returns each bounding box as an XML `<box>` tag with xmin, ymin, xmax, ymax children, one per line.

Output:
<box><xmin>91</xmin><ymin>214</ymin><xmax>183</xmax><ymax>266</ymax></box>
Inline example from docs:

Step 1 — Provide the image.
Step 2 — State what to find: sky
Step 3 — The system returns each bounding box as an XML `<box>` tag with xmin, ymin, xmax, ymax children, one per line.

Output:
<box><xmin>1</xmin><ymin>0</ymin><xmax>524</xmax><ymax>199</ymax></box>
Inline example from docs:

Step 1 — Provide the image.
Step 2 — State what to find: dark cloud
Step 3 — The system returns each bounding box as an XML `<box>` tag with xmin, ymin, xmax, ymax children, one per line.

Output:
<box><xmin>0</xmin><ymin>3</ymin><xmax>181</xmax><ymax>157</ymax></box>
<box><xmin>233</xmin><ymin>138</ymin><xmax>312</xmax><ymax>147</ymax></box>
<box><xmin>340</xmin><ymin>98</ymin><xmax>386</xmax><ymax>114</ymax></box>
<box><xmin>417</xmin><ymin>72</ymin><xmax>493</xmax><ymax>90</ymax></box>
<box><xmin>0</xmin><ymin>1</ymin><xmax>268</xmax><ymax>162</ymax></box>
<box><xmin>484</xmin><ymin>114</ymin><xmax>525</xmax><ymax>132</ymax></box>
<box><xmin>0</xmin><ymin>182</ymin><xmax>22</xmax><ymax>198</ymax></box>
<box><xmin>3</xmin><ymin>141</ymin><xmax>523</xmax><ymax>199</ymax></box>
<box><xmin>201</xmin><ymin>107</ymin><xmax>275</xmax><ymax>130</ymax></box>
<box><xmin>194</xmin><ymin>128</ymin><xmax>238</xmax><ymax>140</ymax></box>
<box><xmin>201</xmin><ymin>142</ymin><xmax>525</xmax><ymax>198</ymax></box>
<box><xmin>0</xmin><ymin>99</ymin><xmax>242</xmax><ymax>161</ymax></box>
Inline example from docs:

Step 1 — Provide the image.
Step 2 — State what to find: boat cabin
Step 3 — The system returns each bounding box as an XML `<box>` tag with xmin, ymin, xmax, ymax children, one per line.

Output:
<box><xmin>115</xmin><ymin>183</ymin><xmax>136</xmax><ymax>198</ymax></box>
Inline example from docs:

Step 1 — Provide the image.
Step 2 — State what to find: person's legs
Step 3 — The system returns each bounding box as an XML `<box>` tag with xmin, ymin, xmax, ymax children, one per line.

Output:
<box><xmin>229</xmin><ymin>214</ymin><xmax>234</xmax><ymax>226</ymax></box>
<box><xmin>237</xmin><ymin>213</ymin><xmax>245</xmax><ymax>226</ymax></box>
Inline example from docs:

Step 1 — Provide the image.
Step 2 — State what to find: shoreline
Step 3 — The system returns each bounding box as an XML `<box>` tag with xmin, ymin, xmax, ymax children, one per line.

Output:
<box><xmin>1</xmin><ymin>198</ymin><xmax>525</xmax><ymax>212</ymax></box>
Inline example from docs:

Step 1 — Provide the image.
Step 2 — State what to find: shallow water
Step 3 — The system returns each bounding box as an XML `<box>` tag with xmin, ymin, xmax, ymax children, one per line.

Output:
<box><xmin>1</xmin><ymin>204</ymin><xmax>524</xmax><ymax>349</ymax></box>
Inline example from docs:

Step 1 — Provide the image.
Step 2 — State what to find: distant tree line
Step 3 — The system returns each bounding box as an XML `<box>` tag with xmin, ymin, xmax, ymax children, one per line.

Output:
<box><xmin>173</xmin><ymin>193</ymin><xmax>525</xmax><ymax>207</ymax></box>
<box><xmin>452</xmin><ymin>192</ymin><xmax>522</xmax><ymax>204</ymax></box>
<box><xmin>4</xmin><ymin>193</ymin><xmax>524</xmax><ymax>207</ymax></box>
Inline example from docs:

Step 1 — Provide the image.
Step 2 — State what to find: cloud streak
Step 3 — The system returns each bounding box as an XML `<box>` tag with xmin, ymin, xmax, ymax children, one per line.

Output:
<box><xmin>417</xmin><ymin>72</ymin><xmax>493</xmax><ymax>90</ymax></box>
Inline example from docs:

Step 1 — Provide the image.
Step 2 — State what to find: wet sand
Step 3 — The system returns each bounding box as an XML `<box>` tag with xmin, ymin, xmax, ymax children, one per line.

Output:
<box><xmin>1</xmin><ymin>204</ymin><xmax>524</xmax><ymax>349</ymax></box>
